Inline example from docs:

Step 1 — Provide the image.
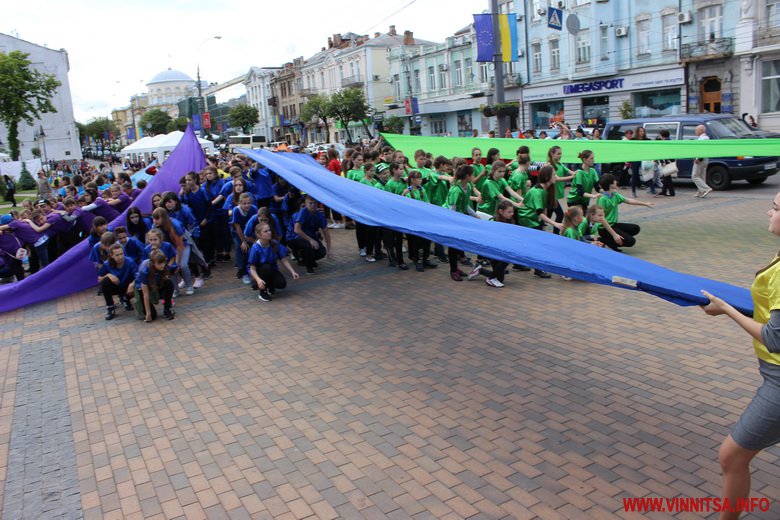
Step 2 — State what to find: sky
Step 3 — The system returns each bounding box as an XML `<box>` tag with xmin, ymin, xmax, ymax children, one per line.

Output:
<box><xmin>3</xmin><ymin>0</ymin><xmax>485</xmax><ymax>123</ymax></box>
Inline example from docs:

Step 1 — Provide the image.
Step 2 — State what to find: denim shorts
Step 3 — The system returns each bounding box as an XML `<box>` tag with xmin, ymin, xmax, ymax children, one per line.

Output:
<box><xmin>731</xmin><ymin>360</ymin><xmax>780</xmax><ymax>451</ymax></box>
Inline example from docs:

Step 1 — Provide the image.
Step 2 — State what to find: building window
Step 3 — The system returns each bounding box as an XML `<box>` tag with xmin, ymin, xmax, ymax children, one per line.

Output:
<box><xmin>637</xmin><ymin>19</ymin><xmax>650</xmax><ymax>55</ymax></box>
<box><xmin>465</xmin><ymin>58</ymin><xmax>473</xmax><ymax>84</ymax></box>
<box><xmin>532</xmin><ymin>0</ymin><xmax>542</xmax><ymax>20</ymax></box>
<box><xmin>532</xmin><ymin>43</ymin><xmax>542</xmax><ymax>73</ymax></box>
<box><xmin>699</xmin><ymin>4</ymin><xmax>723</xmax><ymax>41</ymax></box>
<box><xmin>574</xmin><ymin>0</ymin><xmax>590</xmax><ymax>5</ymax></box>
<box><xmin>576</xmin><ymin>30</ymin><xmax>591</xmax><ymax>64</ymax></box>
<box><xmin>662</xmin><ymin>13</ymin><xmax>678</xmax><ymax>50</ymax></box>
<box><xmin>414</xmin><ymin>69</ymin><xmax>421</xmax><ymax>93</ymax></box>
<box><xmin>550</xmin><ymin>39</ymin><xmax>560</xmax><ymax>70</ymax></box>
<box><xmin>339</xmin><ymin>65</ymin><xmax>344</xmax><ymax>82</ymax></box>
<box><xmin>480</xmin><ymin>62</ymin><xmax>490</xmax><ymax>83</ymax></box>
<box><xmin>769</xmin><ymin>1</ymin><xmax>780</xmax><ymax>27</ymax></box>
<box><xmin>582</xmin><ymin>96</ymin><xmax>609</xmax><ymax>127</ymax></box>
<box><xmin>454</xmin><ymin>60</ymin><xmax>463</xmax><ymax>87</ymax></box>
<box><xmin>393</xmin><ymin>74</ymin><xmax>401</xmax><ymax>100</ymax></box>
<box><xmin>762</xmin><ymin>60</ymin><xmax>780</xmax><ymax>113</ymax></box>
<box><xmin>350</xmin><ymin>62</ymin><xmax>355</xmax><ymax>77</ymax></box>
<box><xmin>320</xmin><ymin>71</ymin><xmax>325</xmax><ymax>88</ymax></box>
<box><xmin>428</xmin><ymin>66</ymin><xmax>436</xmax><ymax>90</ymax></box>
<box><xmin>600</xmin><ymin>25</ymin><xmax>608</xmax><ymax>59</ymax></box>
<box><xmin>438</xmin><ymin>64</ymin><xmax>447</xmax><ymax>90</ymax></box>
<box><xmin>431</xmin><ymin>118</ymin><xmax>446</xmax><ymax>136</ymax></box>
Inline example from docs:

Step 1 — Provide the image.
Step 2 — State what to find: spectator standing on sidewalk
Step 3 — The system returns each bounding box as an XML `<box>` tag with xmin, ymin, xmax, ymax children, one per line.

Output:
<box><xmin>693</xmin><ymin>125</ymin><xmax>713</xmax><ymax>198</ymax></box>
<box><xmin>36</xmin><ymin>170</ymin><xmax>52</xmax><ymax>201</ymax></box>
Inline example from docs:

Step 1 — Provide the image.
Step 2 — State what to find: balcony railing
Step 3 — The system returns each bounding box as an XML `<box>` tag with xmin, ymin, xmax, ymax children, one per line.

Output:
<box><xmin>757</xmin><ymin>23</ymin><xmax>780</xmax><ymax>45</ymax></box>
<box><xmin>680</xmin><ymin>37</ymin><xmax>734</xmax><ymax>62</ymax></box>
<box><xmin>299</xmin><ymin>88</ymin><xmax>318</xmax><ymax>97</ymax></box>
<box><xmin>341</xmin><ymin>76</ymin><xmax>364</xmax><ymax>88</ymax></box>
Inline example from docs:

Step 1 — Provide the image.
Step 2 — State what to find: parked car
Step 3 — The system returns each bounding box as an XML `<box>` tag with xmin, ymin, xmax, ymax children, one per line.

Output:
<box><xmin>602</xmin><ymin>114</ymin><xmax>779</xmax><ymax>190</ymax></box>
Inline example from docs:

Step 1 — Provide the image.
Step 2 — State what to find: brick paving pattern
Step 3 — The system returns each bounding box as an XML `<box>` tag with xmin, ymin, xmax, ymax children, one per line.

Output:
<box><xmin>1</xmin><ymin>182</ymin><xmax>779</xmax><ymax>519</ymax></box>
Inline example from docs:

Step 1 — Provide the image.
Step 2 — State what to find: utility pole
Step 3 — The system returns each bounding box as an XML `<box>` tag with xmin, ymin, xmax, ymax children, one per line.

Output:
<box><xmin>491</xmin><ymin>0</ymin><xmax>508</xmax><ymax>137</ymax></box>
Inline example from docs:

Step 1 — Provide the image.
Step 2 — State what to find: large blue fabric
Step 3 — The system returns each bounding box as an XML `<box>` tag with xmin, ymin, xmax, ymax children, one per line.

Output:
<box><xmin>240</xmin><ymin>148</ymin><xmax>754</xmax><ymax>315</ymax></box>
<box><xmin>0</xmin><ymin>125</ymin><xmax>205</xmax><ymax>314</ymax></box>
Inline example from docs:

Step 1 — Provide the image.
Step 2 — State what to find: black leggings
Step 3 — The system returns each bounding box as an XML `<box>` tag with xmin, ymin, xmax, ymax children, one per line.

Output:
<box><xmin>252</xmin><ymin>263</ymin><xmax>287</xmax><ymax>291</ymax></box>
<box><xmin>100</xmin><ymin>277</ymin><xmax>131</xmax><ymax>307</ymax></box>
<box><xmin>448</xmin><ymin>247</ymin><xmax>462</xmax><ymax>273</ymax></box>
<box><xmin>547</xmin><ymin>201</ymin><xmax>564</xmax><ymax>235</ymax></box>
<box><xmin>356</xmin><ymin>223</ymin><xmax>380</xmax><ymax>255</ymax></box>
<box><xmin>407</xmin><ymin>235</ymin><xmax>430</xmax><ymax>262</ymax></box>
<box><xmin>288</xmin><ymin>237</ymin><xmax>326</xmax><ymax>269</ymax></box>
<box><xmin>599</xmin><ymin>222</ymin><xmax>640</xmax><ymax>250</ymax></box>
<box><xmin>479</xmin><ymin>260</ymin><xmax>508</xmax><ymax>283</ymax></box>
<box><xmin>382</xmin><ymin>229</ymin><xmax>405</xmax><ymax>263</ymax></box>
<box><xmin>201</xmin><ymin>221</ymin><xmax>218</xmax><ymax>263</ymax></box>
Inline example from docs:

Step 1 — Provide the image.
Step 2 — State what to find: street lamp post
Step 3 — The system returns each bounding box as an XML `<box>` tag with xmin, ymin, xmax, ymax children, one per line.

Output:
<box><xmin>197</xmin><ymin>35</ymin><xmax>222</xmax><ymax>137</ymax></box>
<box><xmin>34</xmin><ymin>126</ymin><xmax>48</xmax><ymax>169</ymax></box>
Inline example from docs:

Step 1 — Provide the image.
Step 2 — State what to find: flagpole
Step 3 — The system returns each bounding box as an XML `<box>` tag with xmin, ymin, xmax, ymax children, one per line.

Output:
<box><xmin>490</xmin><ymin>0</ymin><xmax>508</xmax><ymax>137</ymax></box>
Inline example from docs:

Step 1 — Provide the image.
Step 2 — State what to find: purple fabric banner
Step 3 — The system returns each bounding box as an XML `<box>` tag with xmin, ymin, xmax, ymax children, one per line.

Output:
<box><xmin>0</xmin><ymin>125</ymin><xmax>206</xmax><ymax>314</ymax></box>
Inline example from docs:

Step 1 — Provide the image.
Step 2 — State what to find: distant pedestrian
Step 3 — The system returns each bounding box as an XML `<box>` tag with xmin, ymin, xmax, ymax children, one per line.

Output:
<box><xmin>692</xmin><ymin>124</ymin><xmax>712</xmax><ymax>198</ymax></box>
<box><xmin>3</xmin><ymin>175</ymin><xmax>16</xmax><ymax>207</ymax></box>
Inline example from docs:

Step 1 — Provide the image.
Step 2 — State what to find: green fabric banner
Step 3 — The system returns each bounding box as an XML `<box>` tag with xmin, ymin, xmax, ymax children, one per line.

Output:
<box><xmin>380</xmin><ymin>133</ymin><xmax>780</xmax><ymax>163</ymax></box>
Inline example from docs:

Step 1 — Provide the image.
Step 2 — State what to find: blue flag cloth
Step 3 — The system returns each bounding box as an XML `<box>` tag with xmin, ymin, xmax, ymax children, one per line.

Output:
<box><xmin>474</xmin><ymin>14</ymin><xmax>495</xmax><ymax>62</ymax></box>
<box><xmin>239</xmin><ymin>148</ymin><xmax>753</xmax><ymax>315</ymax></box>
<box><xmin>0</xmin><ymin>125</ymin><xmax>205</xmax><ymax>314</ymax></box>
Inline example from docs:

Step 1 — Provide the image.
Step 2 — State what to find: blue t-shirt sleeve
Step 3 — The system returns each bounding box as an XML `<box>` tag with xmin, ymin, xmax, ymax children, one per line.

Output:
<box><xmin>247</xmin><ymin>243</ymin><xmax>261</xmax><ymax>266</ymax></box>
<box><xmin>219</xmin><ymin>182</ymin><xmax>233</xmax><ymax>198</ymax></box>
<box><xmin>278</xmin><ymin>243</ymin><xmax>289</xmax><ymax>259</ymax></box>
<box><xmin>135</xmin><ymin>263</ymin><xmax>150</xmax><ymax>287</ymax></box>
<box><xmin>89</xmin><ymin>244</ymin><xmax>102</xmax><ymax>263</ymax></box>
<box><xmin>98</xmin><ymin>262</ymin><xmax>110</xmax><ymax>276</ymax></box>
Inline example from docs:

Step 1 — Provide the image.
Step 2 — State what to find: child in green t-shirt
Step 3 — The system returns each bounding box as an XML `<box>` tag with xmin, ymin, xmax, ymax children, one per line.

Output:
<box><xmin>595</xmin><ymin>173</ymin><xmax>653</xmax><ymax>251</ymax></box>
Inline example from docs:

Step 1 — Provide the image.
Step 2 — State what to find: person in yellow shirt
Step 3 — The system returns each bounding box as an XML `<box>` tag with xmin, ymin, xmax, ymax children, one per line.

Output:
<box><xmin>700</xmin><ymin>190</ymin><xmax>780</xmax><ymax>520</ymax></box>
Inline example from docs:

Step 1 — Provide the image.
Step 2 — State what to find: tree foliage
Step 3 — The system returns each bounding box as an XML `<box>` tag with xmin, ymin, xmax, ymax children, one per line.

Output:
<box><xmin>140</xmin><ymin>109</ymin><xmax>172</xmax><ymax>136</ymax></box>
<box><xmin>301</xmin><ymin>94</ymin><xmax>332</xmax><ymax>141</ymax></box>
<box><xmin>228</xmin><ymin>104</ymin><xmax>259</xmax><ymax>134</ymax></box>
<box><xmin>83</xmin><ymin>117</ymin><xmax>119</xmax><ymax>151</ymax></box>
<box><xmin>383</xmin><ymin>116</ymin><xmax>405</xmax><ymax>135</ymax></box>
<box><xmin>167</xmin><ymin>116</ymin><xmax>190</xmax><ymax>133</ymax></box>
<box><xmin>0</xmin><ymin>51</ymin><xmax>61</xmax><ymax>160</ymax></box>
<box><xmin>18</xmin><ymin>162</ymin><xmax>36</xmax><ymax>190</ymax></box>
<box><xmin>619</xmin><ymin>100</ymin><xmax>633</xmax><ymax>120</ymax></box>
<box><xmin>329</xmin><ymin>88</ymin><xmax>371</xmax><ymax>143</ymax></box>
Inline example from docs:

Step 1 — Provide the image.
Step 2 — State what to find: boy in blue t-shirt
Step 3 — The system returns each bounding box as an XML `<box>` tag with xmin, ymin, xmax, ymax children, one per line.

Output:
<box><xmin>98</xmin><ymin>243</ymin><xmax>138</xmax><ymax>320</ymax></box>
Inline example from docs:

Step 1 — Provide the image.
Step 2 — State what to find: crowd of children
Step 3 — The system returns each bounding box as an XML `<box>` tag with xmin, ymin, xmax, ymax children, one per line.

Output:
<box><xmin>0</xmin><ymin>141</ymin><xmax>658</xmax><ymax>321</ymax></box>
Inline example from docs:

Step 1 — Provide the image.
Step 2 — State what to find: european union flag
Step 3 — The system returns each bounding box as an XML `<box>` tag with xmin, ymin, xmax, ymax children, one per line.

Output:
<box><xmin>474</xmin><ymin>14</ymin><xmax>495</xmax><ymax>62</ymax></box>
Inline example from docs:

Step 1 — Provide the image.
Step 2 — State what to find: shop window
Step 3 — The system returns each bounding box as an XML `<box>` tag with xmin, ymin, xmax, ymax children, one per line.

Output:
<box><xmin>431</xmin><ymin>119</ymin><xmax>447</xmax><ymax>136</ymax></box>
<box><xmin>633</xmin><ymin>88</ymin><xmax>682</xmax><ymax>117</ymax></box>
<box><xmin>531</xmin><ymin>100</ymin><xmax>564</xmax><ymax>129</ymax></box>
<box><xmin>582</xmin><ymin>96</ymin><xmax>608</xmax><ymax>127</ymax></box>
<box><xmin>762</xmin><ymin>59</ymin><xmax>780</xmax><ymax>113</ymax></box>
<box><xmin>457</xmin><ymin>111</ymin><xmax>473</xmax><ymax>137</ymax></box>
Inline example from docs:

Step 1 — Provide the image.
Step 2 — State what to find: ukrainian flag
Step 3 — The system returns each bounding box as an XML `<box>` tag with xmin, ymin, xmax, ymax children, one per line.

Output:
<box><xmin>473</xmin><ymin>13</ymin><xmax>519</xmax><ymax>63</ymax></box>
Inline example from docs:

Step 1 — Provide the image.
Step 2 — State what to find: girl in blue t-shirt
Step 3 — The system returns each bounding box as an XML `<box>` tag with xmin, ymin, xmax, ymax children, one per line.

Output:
<box><xmin>134</xmin><ymin>249</ymin><xmax>174</xmax><ymax>322</ymax></box>
<box><xmin>231</xmin><ymin>192</ymin><xmax>257</xmax><ymax>284</ymax></box>
<box><xmin>248</xmin><ymin>223</ymin><xmax>299</xmax><ymax>302</ymax></box>
<box><xmin>98</xmin><ymin>243</ymin><xmax>138</xmax><ymax>320</ymax></box>
<box><xmin>152</xmin><ymin>207</ymin><xmax>194</xmax><ymax>296</ymax></box>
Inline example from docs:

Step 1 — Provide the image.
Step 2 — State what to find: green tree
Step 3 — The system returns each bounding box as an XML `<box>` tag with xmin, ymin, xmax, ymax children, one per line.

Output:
<box><xmin>75</xmin><ymin>121</ymin><xmax>87</xmax><ymax>147</ymax></box>
<box><xmin>619</xmin><ymin>100</ymin><xmax>633</xmax><ymax>120</ymax></box>
<box><xmin>228</xmin><ymin>104</ymin><xmax>259</xmax><ymax>134</ymax></box>
<box><xmin>300</xmin><ymin>94</ymin><xmax>332</xmax><ymax>142</ymax></box>
<box><xmin>31</xmin><ymin>147</ymin><xmax>41</xmax><ymax>158</ymax></box>
<box><xmin>0</xmin><ymin>51</ymin><xmax>61</xmax><ymax>160</ymax></box>
<box><xmin>167</xmin><ymin>116</ymin><xmax>190</xmax><ymax>133</ymax></box>
<box><xmin>383</xmin><ymin>116</ymin><xmax>405</xmax><ymax>135</ymax></box>
<box><xmin>329</xmin><ymin>88</ymin><xmax>372</xmax><ymax>143</ymax></box>
<box><xmin>84</xmin><ymin>117</ymin><xmax>118</xmax><ymax>153</ymax></box>
<box><xmin>18</xmin><ymin>162</ymin><xmax>36</xmax><ymax>190</ymax></box>
<box><xmin>140</xmin><ymin>109</ymin><xmax>172</xmax><ymax>136</ymax></box>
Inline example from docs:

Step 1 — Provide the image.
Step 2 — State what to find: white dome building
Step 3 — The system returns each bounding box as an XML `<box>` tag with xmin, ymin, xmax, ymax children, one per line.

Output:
<box><xmin>146</xmin><ymin>68</ymin><xmax>196</xmax><ymax>107</ymax></box>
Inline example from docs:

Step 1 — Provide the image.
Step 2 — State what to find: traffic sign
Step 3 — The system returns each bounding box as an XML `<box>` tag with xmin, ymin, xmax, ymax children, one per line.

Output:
<box><xmin>548</xmin><ymin>7</ymin><xmax>563</xmax><ymax>30</ymax></box>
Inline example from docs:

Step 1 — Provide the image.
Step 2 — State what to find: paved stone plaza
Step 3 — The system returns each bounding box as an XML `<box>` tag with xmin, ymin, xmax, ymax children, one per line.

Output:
<box><xmin>1</xmin><ymin>181</ymin><xmax>779</xmax><ymax>519</ymax></box>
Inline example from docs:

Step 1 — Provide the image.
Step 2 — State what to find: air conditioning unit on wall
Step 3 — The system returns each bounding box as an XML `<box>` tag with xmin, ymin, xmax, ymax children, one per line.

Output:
<box><xmin>537</xmin><ymin>8</ymin><xmax>547</xmax><ymax>16</ymax></box>
<box><xmin>615</xmin><ymin>26</ymin><xmax>629</xmax><ymax>37</ymax></box>
<box><xmin>678</xmin><ymin>11</ymin><xmax>693</xmax><ymax>24</ymax></box>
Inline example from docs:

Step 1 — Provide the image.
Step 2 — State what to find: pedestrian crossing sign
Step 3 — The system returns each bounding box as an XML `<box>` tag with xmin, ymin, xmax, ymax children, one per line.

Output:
<box><xmin>548</xmin><ymin>7</ymin><xmax>563</xmax><ymax>30</ymax></box>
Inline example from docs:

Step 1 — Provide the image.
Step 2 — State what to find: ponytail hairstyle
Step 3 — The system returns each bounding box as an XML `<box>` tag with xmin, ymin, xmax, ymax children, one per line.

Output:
<box><xmin>598</xmin><ymin>173</ymin><xmax>617</xmax><ymax>192</ymax></box>
<box><xmin>491</xmin><ymin>160</ymin><xmax>507</xmax><ymax>178</ymax></box>
<box><xmin>454</xmin><ymin>164</ymin><xmax>475</xmax><ymax>182</ymax></box>
<box><xmin>406</xmin><ymin>169</ymin><xmax>422</xmax><ymax>186</ymax></box>
<box><xmin>255</xmin><ymin>223</ymin><xmax>280</xmax><ymax>254</ymax></box>
<box><xmin>577</xmin><ymin>149</ymin><xmax>594</xmax><ymax>166</ymax></box>
<box><xmin>146</xmin><ymin>228</ymin><xmax>165</xmax><ymax>248</ymax></box>
<box><xmin>547</xmin><ymin>145</ymin><xmax>562</xmax><ymax>167</ymax></box>
<box><xmin>107</xmin><ymin>243</ymin><xmax>124</xmax><ymax>268</ymax></box>
<box><xmin>561</xmin><ymin>205</ymin><xmax>583</xmax><ymax>234</ymax></box>
<box><xmin>586</xmin><ymin>203</ymin><xmax>602</xmax><ymax>222</ymax></box>
<box><xmin>536</xmin><ymin>165</ymin><xmax>558</xmax><ymax>209</ymax></box>
<box><xmin>493</xmin><ymin>199</ymin><xmax>515</xmax><ymax>223</ymax></box>
<box><xmin>151</xmin><ymin>207</ymin><xmax>183</xmax><ymax>250</ymax></box>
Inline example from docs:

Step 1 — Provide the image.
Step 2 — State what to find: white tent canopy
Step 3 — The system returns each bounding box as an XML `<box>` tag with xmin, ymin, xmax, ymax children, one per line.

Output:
<box><xmin>120</xmin><ymin>131</ymin><xmax>214</xmax><ymax>162</ymax></box>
